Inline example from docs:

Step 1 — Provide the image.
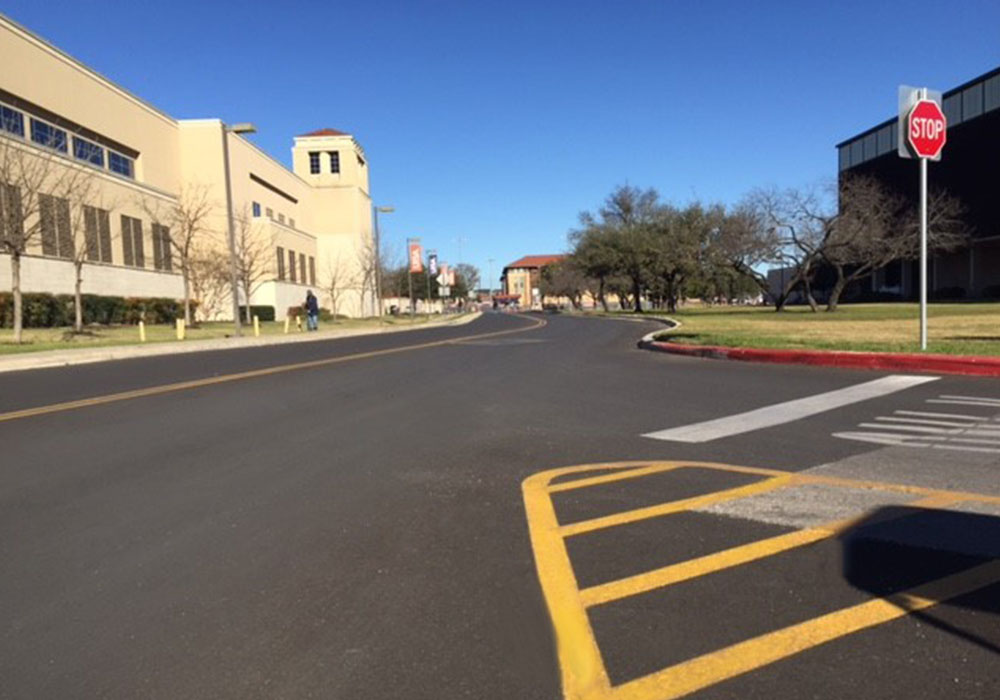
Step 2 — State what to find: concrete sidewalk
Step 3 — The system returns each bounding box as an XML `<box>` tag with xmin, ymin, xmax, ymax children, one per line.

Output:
<box><xmin>0</xmin><ymin>312</ymin><xmax>481</xmax><ymax>374</ymax></box>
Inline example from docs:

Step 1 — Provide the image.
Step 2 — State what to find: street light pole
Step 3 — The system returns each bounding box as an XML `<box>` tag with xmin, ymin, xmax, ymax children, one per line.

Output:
<box><xmin>373</xmin><ymin>205</ymin><xmax>394</xmax><ymax>317</ymax></box>
<box><xmin>221</xmin><ymin>121</ymin><xmax>256</xmax><ymax>336</ymax></box>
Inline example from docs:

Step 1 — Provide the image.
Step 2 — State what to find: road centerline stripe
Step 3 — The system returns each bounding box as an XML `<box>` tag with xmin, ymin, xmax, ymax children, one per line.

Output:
<box><xmin>643</xmin><ymin>375</ymin><xmax>939</xmax><ymax>443</ymax></box>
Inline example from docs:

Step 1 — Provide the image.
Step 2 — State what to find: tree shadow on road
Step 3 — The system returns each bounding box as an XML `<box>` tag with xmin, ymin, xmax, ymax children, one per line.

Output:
<box><xmin>840</xmin><ymin>506</ymin><xmax>1000</xmax><ymax>656</ymax></box>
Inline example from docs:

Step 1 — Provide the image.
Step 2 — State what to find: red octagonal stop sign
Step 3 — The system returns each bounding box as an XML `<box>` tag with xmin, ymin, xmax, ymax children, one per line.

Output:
<box><xmin>907</xmin><ymin>99</ymin><xmax>947</xmax><ymax>159</ymax></box>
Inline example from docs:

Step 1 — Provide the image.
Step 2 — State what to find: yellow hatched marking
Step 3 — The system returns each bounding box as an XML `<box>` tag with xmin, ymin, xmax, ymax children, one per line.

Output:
<box><xmin>523</xmin><ymin>461</ymin><xmax>1000</xmax><ymax>700</ymax></box>
<box><xmin>579</xmin><ymin>493</ymin><xmax>955</xmax><ymax>608</ymax></box>
<box><xmin>558</xmin><ymin>474</ymin><xmax>794</xmax><ymax>538</ymax></box>
<box><xmin>610</xmin><ymin>559</ymin><xmax>1000</xmax><ymax>700</ymax></box>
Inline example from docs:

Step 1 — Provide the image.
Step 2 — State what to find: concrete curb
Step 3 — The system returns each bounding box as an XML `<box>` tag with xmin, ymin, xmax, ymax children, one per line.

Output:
<box><xmin>638</xmin><ymin>325</ymin><xmax>1000</xmax><ymax>377</ymax></box>
<box><xmin>0</xmin><ymin>312</ymin><xmax>482</xmax><ymax>374</ymax></box>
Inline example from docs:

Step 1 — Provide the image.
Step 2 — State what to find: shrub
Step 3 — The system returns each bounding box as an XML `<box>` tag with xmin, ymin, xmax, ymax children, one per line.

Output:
<box><xmin>239</xmin><ymin>305</ymin><xmax>275</xmax><ymax>322</ymax></box>
<box><xmin>931</xmin><ymin>286</ymin><xmax>966</xmax><ymax>301</ymax></box>
<box><xmin>0</xmin><ymin>292</ymin><xmax>189</xmax><ymax>327</ymax></box>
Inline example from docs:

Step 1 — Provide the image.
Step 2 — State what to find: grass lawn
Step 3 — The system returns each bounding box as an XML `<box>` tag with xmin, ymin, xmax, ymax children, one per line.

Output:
<box><xmin>0</xmin><ymin>314</ymin><xmax>440</xmax><ymax>356</ymax></box>
<box><xmin>636</xmin><ymin>303</ymin><xmax>1000</xmax><ymax>356</ymax></box>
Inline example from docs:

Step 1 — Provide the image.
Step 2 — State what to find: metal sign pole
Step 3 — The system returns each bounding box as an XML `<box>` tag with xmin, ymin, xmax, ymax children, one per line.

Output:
<box><xmin>920</xmin><ymin>155</ymin><xmax>928</xmax><ymax>350</ymax></box>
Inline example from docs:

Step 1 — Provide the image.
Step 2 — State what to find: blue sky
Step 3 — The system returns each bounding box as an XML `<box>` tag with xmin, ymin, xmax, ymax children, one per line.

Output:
<box><xmin>5</xmin><ymin>1</ymin><xmax>999</xmax><ymax>287</ymax></box>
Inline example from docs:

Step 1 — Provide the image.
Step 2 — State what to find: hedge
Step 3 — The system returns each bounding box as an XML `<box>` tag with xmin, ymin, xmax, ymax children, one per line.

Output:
<box><xmin>239</xmin><ymin>305</ymin><xmax>275</xmax><ymax>322</ymax></box>
<box><xmin>0</xmin><ymin>292</ymin><xmax>193</xmax><ymax>328</ymax></box>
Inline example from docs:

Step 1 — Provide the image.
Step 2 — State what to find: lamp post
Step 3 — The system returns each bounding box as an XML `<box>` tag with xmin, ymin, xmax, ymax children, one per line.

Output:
<box><xmin>221</xmin><ymin>121</ymin><xmax>257</xmax><ymax>336</ymax></box>
<box><xmin>373</xmin><ymin>205</ymin><xmax>394</xmax><ymax>316</ymax></box>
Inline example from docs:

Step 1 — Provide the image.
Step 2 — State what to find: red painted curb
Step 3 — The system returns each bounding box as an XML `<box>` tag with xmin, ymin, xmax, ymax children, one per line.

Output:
<box><xmin>642</xmin><ymin>340</ymin><xmax>1000</xmax><ymax>377</ymax></box>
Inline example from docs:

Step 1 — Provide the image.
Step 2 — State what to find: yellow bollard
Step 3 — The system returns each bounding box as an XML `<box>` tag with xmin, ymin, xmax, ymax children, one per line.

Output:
<box><xmin>175</xmin><ymin>318</ymin><xmax>185</xmax><ymax>340</ymax></box>
<box><xmin>296</xmin><ymin>315</ymin><xmax>303</xmax><ymax>332</ymax></box>
<box><xmin>253</xmin><ymin>315</ymin><xmax>260</xmax><ymax>337</ymax></box>
<box><xmin>283</xmin><ymin>316</ymin><xmax>290</xmax><ymax>334</ymax></box>
<box><xmin>138</xmin><ymin>320</ymin><xmax>146</xmax><ymax>342</ymax></box>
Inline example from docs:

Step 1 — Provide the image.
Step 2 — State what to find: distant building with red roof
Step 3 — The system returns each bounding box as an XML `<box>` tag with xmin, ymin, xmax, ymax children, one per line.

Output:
<box><xmin>501</xmin><ymin>254</ymin><xmax>566</xmax><ymax>308</ymax></box>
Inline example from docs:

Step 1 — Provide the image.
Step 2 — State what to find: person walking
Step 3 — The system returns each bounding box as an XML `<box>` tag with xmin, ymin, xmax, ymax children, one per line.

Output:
<box><xmin>304</xmin><ymin>289</ymin><xmax>319</xmax><ymax>331</ymax></box>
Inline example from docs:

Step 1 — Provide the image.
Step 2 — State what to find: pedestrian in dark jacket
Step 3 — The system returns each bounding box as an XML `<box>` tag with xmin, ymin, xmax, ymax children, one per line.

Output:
<box><xmin>305</xmin><ymin>290</ymin><xmax>319</xmax><ymax>331</ymax></box>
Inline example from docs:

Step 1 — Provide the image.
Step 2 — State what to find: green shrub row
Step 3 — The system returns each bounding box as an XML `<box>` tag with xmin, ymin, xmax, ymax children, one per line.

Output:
<box><xmin>239</xmin><ymin>305</ymin><xmax>276</xmax><ymax>322</ymax></box>
<box><xmin>0</xmin><ymin>292</ymin><xmax>193</xmax><ymax>328</ymax></box>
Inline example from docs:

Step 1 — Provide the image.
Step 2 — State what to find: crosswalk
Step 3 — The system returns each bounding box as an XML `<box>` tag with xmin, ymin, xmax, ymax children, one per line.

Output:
<box><xmin>833</xmin><ymin>394</ymin><xmax>1000</xmax><ymax>453</ymax></box>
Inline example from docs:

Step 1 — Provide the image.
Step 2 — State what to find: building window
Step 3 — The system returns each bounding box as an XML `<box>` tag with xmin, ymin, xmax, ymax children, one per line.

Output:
<box><xmin>39</xmin><ymin>193</ymin><xmax>73</xmax><ymax>259</ymax></box>
<box><xmin>73</xmin><ymin>136</ymin><xmax>105</xmax><ymax>167</ymax></box>
<box><xmin>299</xmin><ymin>253</ymin><xmax>306</xmax><ymax>284</ymax></box>
<box><xmin>108</xmin><ymin>151</ymin><xmax>134</xmax><ymax>178</ymax></box>
<box><xmin>278</xmin><ymin>213</ymin><xmax>285</xmax><ymax>225</ymax></box>
<box><xmin>252</xmin><ymin>201</ymin><xmax>261</xmax><ymax>217</ymax></box>
<box><xmin>120</xmin><ymin>215</ymin><xmax>144</xmax><ymax>267</ymax></box>
<box><xmin>266</xmin><ymin>207</ymin><xmax>273</xmax><ymax>219</ymax></box>
<box><xmin>83</xmin><ymin>205</ymin><xmax>112</xmax><ymax>263</ymax></box>
<box><xmin>309</xmin><ymin>152</ymin><xmax>321</xmax><ymax>174</ymax></box>
<box><xmin>30</xmin><ymin>119</ymin><xmax>67</xmax><ymax>152</ymax></box>
<box><xmin>276</xmin><ymin>246</ymin><xmax>285</xmax><ymax>280</ymax></box>
<box><xmin>288</xmin><ymin>249</ymin><xmax>297</xmax><ymax>282</ymax></box>
<box><xmin>328</xmin><ymin>151</ymin><xmax>340</xmax><ymax>173</ymax></box>
<box><xmin>151</xmin><ymin>223</ymin><xmax>172</xmax><ymax>271</ymax></box>
<box><xmin>0</xmin><ymin>184</ymin><xmax>24</xmax><ymax>246</ymax></box>
<box><xmin>309</xmin><ymin>256</ymin><xmax>316</xmax><ymax>286</ymax></box>
<box><xmin>0</xmin><ymin>105</ymin><xmax>24</xmax><ymax>137</ymax></box>
<box><xmin>289</xmin><ymin>218</ymin><xmax>295</xmax><ymax>229</ymax></box>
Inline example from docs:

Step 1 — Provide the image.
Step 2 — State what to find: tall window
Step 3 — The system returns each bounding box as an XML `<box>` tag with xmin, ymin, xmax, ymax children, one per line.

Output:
<box><xmin>0</xmin><ymin>184</ymin><xmax>24</xmax><ymax>247</ymax></box>
<box><xmin>328</xmin><ymin>151</ymin><xmax>340</xmax><ymax>174</ymax></box>
<box><xmin>278</xmin><ymin>213</ymin><xmax>285</xmax><ymax>225</ymax></box>
<box><xmin>266</xmin><ymin>207</ymin><xmax>273</xmax><ymax>219</ymax></box>
<box><xmin>30</xmin><ymin>119</ymin><xmax>67</xmax><ymax>152</ymax></box>
<box><xmin>299</xmin><ymin>253</ymin><xmax>306</xmax><ymax>285</ymax></box>
<box><xmin>83</xmin><ymin>205</ymin><xmax>112</xmax><ymax>263</ymax></box>
<box><xmin>289</xmin><ymin>218</ymin><xmax>295</xmax><ymax>229</ymax></box>
<box><xmin>151</xmin><ymin>223</ymin><xmax>172</xmax><ymax>271</ymax></box>
<box><xmin>39</xmin><ymin>194</ymin><xmax>73</xmax><ymax>259</ymax></box>
<box><xmin>121</xmin><ymin>215</ymin><xmax>144</xmax><ymax>267</ymax></box>
<box><xmin>0</xmin><ymin>105</ymin><xmax>24</xmax><ymax>137</ymax></box>
<box><xmin>276</xmin><ymin>246</ymin><xmax>285</xmax><ymax>280</ymax></box>
<box><xmin>309</xmin><ymin>152</ymin><xmax>321</xmax><ymax>174</ymax></box>
<box><xmin>108</xmin><ymin>151</ymin><xmax>134</xmax><ymax>178</ymax></box>
<box><xmin>73</xmin><ymin>136</ymin><xmax>104</xmax><ymax>167</ymax></box>
<box><xmin>252</xmin><ymin>201</ymin><xmax>261</xmax><ymax>217</ymax></box>
<box><xmin>309</xmin><ymin>256</ymin><xmax>316</xmax><ymax>286</ymax></box>
<box><xmin>288</xmin><ymin>249</ymin><xmax>297</xmax><ymax>282</ymax></box>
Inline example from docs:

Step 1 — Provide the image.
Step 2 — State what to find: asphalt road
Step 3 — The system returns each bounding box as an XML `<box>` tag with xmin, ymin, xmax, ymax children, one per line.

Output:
<box><xmin>1</xmin><ymin>312</ymin><xmax>998</xmax><ymax>699</ymax></box>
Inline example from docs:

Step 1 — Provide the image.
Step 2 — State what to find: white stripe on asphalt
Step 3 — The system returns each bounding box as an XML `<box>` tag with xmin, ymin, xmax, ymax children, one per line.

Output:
<box><xmin>874</xmin><ymin>416</ymin><xmax>975</xmax><ymax>428</ymax></box>
<box><xmin>938</xmin><ymin>394</ymin><xmax>1000</xmax><ymax>404</ymax></box>
<box><xmin>894</xmin><ymin>410</ymin><xmax>989</xmax><ymax>421</ymax></box>
<box><xmin>858</xmin><ymin>422</ymin><xmax>958</xmax><ymax>434</ymax></box>
<box><xmin>643</xmin><ymin>375</ymin><xmax>939</xmax><ymax>443</ymax></box>
<box><xmin>927</xmin><ymin>399</ymin><xmax>1000</xmax><ymax>407</ymax></box>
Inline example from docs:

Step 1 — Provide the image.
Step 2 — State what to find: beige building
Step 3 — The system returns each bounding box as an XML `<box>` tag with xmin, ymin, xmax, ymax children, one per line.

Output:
<box><xmin>0</xmin><ymin>13</ymin><xmax>375</xmax><ymax>321</ymax></box>
<box><xmin>501</xmin><ymin>255</ymin><xmax>566</xmax><ymax>308</ymax></box>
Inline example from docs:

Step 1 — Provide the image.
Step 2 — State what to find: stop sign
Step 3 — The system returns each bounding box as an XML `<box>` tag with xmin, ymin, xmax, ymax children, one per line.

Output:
<box><xmin>907</xmin><ymin>99</ymin><xmax>947</xmax><ymax>159</ymax></box>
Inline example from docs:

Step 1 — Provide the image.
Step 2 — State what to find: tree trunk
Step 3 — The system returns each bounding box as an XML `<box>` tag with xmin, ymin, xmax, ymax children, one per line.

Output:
<box><xmin>803</xmin><ymin>277</ymin><xmax>819</xmax><ymax>312</ymax></box>
<box><xmin>12</xmin><ymin>253</ymin><xmax>22</xmax><ymax>344</ymax></box>
<box><xmin>598</xmin><ymin>277</ymin><xmax>608</xmax><ymax>312</ymax></box>
<box><xmin>182</xmin><ymin>264</ymin><xmax>192</xmax><ymax>325</ymax></box>
<box><xmin>826</xmin><ymin>266</ymin><xmax>848</xmax><ymax>312</ymax></box>
<box><xmin>243</xmin><ymin>280</ymin><xmax>252</xmax><ymax>323</ymax></box>
<box><xmin>632</xmin><ymin>275</ymin><xmax>643</xmax><ymax>313</ymax></box>
<box><xmin>74</xmin><ymin>261</ymin><xmax>84</xmax><ymax>332</ymax></box>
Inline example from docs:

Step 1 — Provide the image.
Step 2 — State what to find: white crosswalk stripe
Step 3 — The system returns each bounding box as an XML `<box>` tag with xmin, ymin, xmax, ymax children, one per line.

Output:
<box><xmin>834</xmin><ymin>392</ymin><xmax>1000</xmax><ymax>453</ymax></box>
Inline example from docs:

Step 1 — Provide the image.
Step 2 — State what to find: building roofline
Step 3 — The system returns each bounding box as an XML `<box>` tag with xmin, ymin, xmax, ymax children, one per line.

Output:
<box><xmin>836</xmin><ymin>65</ymin><xmax>1000</xmax><ymax>148</ymax></box>
<box><xmin>0</xmin><ymin>11</ymin><xmax>178</xmax><ymax>128</ymax></box>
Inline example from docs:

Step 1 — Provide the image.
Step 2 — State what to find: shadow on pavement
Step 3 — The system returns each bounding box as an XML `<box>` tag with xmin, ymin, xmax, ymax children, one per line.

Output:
<box><xmin>840</xmin><ymin>506</ymin><xmax>1000</xmax><ymax>655</ymax></box>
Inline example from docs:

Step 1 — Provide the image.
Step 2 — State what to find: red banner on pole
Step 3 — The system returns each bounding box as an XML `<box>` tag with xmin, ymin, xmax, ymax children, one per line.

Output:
<box><xmin>408</xmin><ymin>242</ymin><xmax>423</xmax><ymax>273</ymax></box>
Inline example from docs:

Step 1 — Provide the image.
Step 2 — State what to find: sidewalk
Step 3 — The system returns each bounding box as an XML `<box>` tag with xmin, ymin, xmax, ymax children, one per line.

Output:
<box><xmin>0</xmin><ymin>312</ymin><xmax>481</xmax><ymax>374</ymax></box>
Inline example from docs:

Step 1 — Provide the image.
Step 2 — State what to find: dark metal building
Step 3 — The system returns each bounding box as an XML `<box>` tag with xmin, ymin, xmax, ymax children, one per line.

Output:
<box><xmin>837</xmin><ymin>67</ymin><xmax>1000</xmax><ymax>299</ymax></box>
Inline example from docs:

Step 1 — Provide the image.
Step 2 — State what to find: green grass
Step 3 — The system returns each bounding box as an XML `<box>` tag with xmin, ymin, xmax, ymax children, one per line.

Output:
<box><xmin>605</xmin><ymin>303</ymin><xmax>1000</xmax><ymax>356</ymax></box>
<box><xmin>0</xmin><ymin>314</ymin><xmax>442</xmax><ymax>356</ymax></box>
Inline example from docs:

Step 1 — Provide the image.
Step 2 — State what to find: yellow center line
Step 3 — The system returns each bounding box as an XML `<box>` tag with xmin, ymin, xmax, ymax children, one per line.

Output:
<box><xmin>558</xmin><ymin>474</ymin><xmax>794</xmax><ymax>538</ymax></box>
<box><xmin>0</xmin><ymin>314</ymin><xmax>546</xmax><ymax>424</ymax></box>
<box><xmin>578</xmin><ymin>493</ymin><xmax>957</xmax><ymax>608</ymax></box>
<box><xmin>609</xmin><ymin>558</ymin><xmax>1000</xmax><ymax>700</ymax></box>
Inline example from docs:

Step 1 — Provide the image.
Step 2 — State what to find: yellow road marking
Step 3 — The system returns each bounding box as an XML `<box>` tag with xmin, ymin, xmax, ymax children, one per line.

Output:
<box><xmin>522</xmin><ymin>461</ymin><xmax>1000</xmax><ymax>700</ymax></box>
<box><xmin>611</xmin><ymin>559</ymin><xmax>1000</xmax><ymax>700</ymax></box>
<box><xmin>558</xmin><ymin>474</ymin><xmax>794</xmax><ymax>538</ymax></box>
<box><xmin>0</xmin><ymin>315</ymin><xmax>546</xmax><ymax>424</ymax></box>
<box><xmin>578</xmin><ymin>493</ymin><xmax>955</xmax><ymax>608</ymax></box>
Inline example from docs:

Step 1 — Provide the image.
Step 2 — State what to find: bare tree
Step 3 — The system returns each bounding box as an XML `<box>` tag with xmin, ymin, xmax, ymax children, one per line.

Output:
<box><xmin>66</xmin><ymin>181</ymin><xmax>120</xmax><ymax>332</ymax></box>
<box><xmin>356</xmin><ymin>234</ymin><xmax>379</xmax><ymax>316</ymax></box>
<box><xmin>324</xmin><ymin>252</ymin><xmax>355</xmax><ymax>319</ymax></box>
<box><xmin>708</xmin><ymin>200</ymin><xmax>781</xmax><ymax>298</ymax></box>
<box><xmin>140</xmin><ymin>184</ymin><xmax>214</xmax><ymax>325</ymax></box>
<box><xmin>0</xmin><ymin>133</ymin><xmax>93</xmax><ymax>342</ymax></box>
<box><xmin>188</xmin><ymin>249</ymin><xmax>230</xmax><ymax>322</ymax></box>
<box><xmin>232</xmin><ymin>206</ymin><xmax>269</xmax><ymax>322</ymax></box>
